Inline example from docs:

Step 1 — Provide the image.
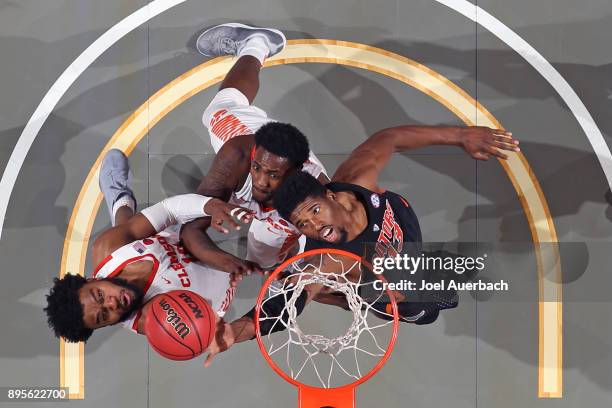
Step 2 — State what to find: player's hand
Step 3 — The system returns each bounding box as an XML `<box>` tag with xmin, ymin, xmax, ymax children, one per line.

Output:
<box><xmin>220</xmin><ymin>255</ymin><xmax>264</xmax><ymax>287</ymax></box>
<box><xmin>204</xmin><ymin>318</ymin><xmax>235</xmax><ymax>367</ymax></box>
<box><xmin>204</xmin><ymin>198</ymin><xmax>255</xmax><ymax>234</ymax></box>
<box><xmin>459</xmin><ymin>127</ymin><xmax>519</xmax><ymax>161</ymax></box>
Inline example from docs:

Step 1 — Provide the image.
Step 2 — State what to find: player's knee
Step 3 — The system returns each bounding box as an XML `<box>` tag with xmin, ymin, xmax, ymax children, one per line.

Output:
<box><xmin>414</xmin><ymin>309</ymin><xmax>439</xmax><ymax>325</ymax></box>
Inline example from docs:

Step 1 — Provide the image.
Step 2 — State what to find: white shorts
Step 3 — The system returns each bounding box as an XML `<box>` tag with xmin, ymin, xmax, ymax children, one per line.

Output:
<box><xmin>202</xmin><ymin>88</ymin><xmax>275</xmax><ymax>152</ymax></box>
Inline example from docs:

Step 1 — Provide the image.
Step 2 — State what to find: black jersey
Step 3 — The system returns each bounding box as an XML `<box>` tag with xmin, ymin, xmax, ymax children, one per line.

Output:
<box><xmin>304</xmin><ymin>182</ymin><xmax>422</xmax><ymax>263</ymax></box>
<box><xmin>304</xmin><ymin>183</ymin><xmax>458</xmax><ymax>325</ymax></box>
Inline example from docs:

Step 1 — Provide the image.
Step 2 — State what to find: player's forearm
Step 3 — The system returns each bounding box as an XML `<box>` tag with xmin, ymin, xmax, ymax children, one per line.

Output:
<box><xmin>230</xmin><ymin>316</ymin><xmax>257</xmax><ymax>343</ymax></box>
<box><xmin>374</xmin><ymin>125</ymin><xmax>463</xmax><ymax>152</ymax></box>
<box><xmin>140</xmin><ymin>194</ymin><xmax>212</xmax><ymax>232</ymax></box>
<box><xmin>180</xmin><ymin>219</ymin><xmax>238</xmax><ymax>271</ymax></box>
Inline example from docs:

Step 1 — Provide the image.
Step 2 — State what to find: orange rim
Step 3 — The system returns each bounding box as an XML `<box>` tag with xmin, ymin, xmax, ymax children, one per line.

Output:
<box><xmin>254</xmin><ymin>248</ymin><xmax>399</xmax><ymax>395</ymax></box>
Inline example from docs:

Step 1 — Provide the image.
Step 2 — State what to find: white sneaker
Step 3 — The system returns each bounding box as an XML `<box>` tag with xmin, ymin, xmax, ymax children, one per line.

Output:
<box><xmin>99</xmin><ymin>149</ymin><xmax>136</xmax><ymax>222</ymax></box>
<box><xmin>196</xmin><ymin>22</ymin><xmax>286</xmax><ymax>58</ymax></box>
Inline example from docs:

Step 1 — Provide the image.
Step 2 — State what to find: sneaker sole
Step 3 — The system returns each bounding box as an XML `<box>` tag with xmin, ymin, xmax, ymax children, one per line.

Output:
<box><xmin>196</xmin><ymin>22</ymin><xmax>287</xmax><ymax>57</ymax></box>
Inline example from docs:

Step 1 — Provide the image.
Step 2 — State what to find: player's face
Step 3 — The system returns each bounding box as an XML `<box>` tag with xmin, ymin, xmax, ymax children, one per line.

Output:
<box><xmin>79</xmin><ymin>278</ymin><xmax>143</xmax><ymax>329</ymax></box>
<box><xmin>250</xmin><ymin>147</ymin><xmax>295</xmax><ymax>204</ymax></box>
<box><xmin>290</xmin><ymin>192</ymin><xmax>349</xmax><ymax>244</ymax></box>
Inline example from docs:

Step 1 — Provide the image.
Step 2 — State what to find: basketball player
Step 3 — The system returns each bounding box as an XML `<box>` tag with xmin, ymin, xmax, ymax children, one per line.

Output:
<box><xmin>44</xmin><ymin>149</ymin><xmax>254</xmax><ymax>342</ymax></box>
<box><xmin>180</xmin><ymin>22</ymin><xmax>328</xmax><ymax>277</ymax></box>
<box><xmin>272</xmin><ymin>125</ymin><xmax>519</xmax><ymax>318</ymax></box>
<box><xmin>203</xmin><ymin>124</ymin><xmax>519</xmax><ymax>366</ymax></box>
<box><xmin>44</xmin><ymin>23</ymin><xmax>328</xmax><ymax>345</ymax></box>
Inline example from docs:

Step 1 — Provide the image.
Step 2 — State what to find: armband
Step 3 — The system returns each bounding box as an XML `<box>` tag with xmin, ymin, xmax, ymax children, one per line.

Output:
<box><xmin>141</xmin><ymin>194</ymin><xmax>212</xmax><ymax>232</ymax></box>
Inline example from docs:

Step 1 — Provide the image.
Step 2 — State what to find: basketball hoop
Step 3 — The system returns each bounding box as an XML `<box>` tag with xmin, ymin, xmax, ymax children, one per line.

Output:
<box><xmin>255</xmin><ymin>249</ymin><xmax>399</xmax><ymax>408</ymax></box>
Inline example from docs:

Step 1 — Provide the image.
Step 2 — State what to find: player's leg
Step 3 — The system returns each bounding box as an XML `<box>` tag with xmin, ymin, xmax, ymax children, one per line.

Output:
<box><xmin>370</xmin><ymin>249</ymin><xmax>459</xmax><ymax>324</ymax></box>
<box><xmin>370</xmin><ymin>300</ymin><xmax>446</xmax><ymax>325</ymax></box>
<box><xmin>99</xmin><ymin>149</ymin><xmax>136</xmax><ymax>226</ymax></box>
<box><xmin>197</xmin><ymin>23</ymin><xmax>286</xmax><ymax>152</ymax></box>
<box><xmin>197</xmin><ymin>22</ymin><xmax>285</xmax><ymax>102</ymax></box>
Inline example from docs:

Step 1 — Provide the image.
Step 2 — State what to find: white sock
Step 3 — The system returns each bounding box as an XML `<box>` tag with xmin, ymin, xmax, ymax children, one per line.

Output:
<box><xmin>237</xmin><ymin>36</ymin><xmax>269</xmax><ymax>65</ymax></box>
<box><xmin>112</xmin><ymin>194</ymin><xmax>135</xmax><ymax>226</ymax></box>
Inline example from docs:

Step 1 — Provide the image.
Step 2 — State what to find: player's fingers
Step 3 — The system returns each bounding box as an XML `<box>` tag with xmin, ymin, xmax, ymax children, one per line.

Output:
<box><xmin>204</xmin><ymin>352</ymin><xmax>216</xmax><ymax>367</ymax></box>
<box><xmin>231</xmin><ymin>207</ymin><xmax>254</xmax><ymax>223</ymax></box>
<box><xmin>232</xmin><ymin>272</ymin><xmax>244</xmax><ymax>283</ymax></box>
<box><xmin>493</xmin><ymin>140</ymin><xmax>520</xmax><ymax>152</ymax></box>
<box><xmin>475</xmin><ymin>152</ymin><xmax>490</xmax><ymax>161</ymax></box>
<box><xmin>250</xmin><ymin>263</ymin><xmax>264</xmax><ymax>275</ymax></box>
<box><xmin>493</xmin><ymin>134</ymin><xmax>518</xmax><ymax>143</ymax></box>
<box><xmin>221</xmin><ymin>213</ymin><xmax>241</xmax><ymax>230</ymax></box>
<box><xmin>488</xmin><ymin>146</ymin><xmax>508</xmax><ymax>160</ymax></box>
<box><xmin>212</xmin><ymin>219</ymin><xmax>229</xmax><ymax>234</ymax></box>
<box><xmin>491</xmin><ymin>129</ymin><xmax>512</xmax><ymax>137</ymax></box>
<box><xmin>239</xmin><ymin>210</ymin><xmax>254</xmax><ymax>223</ymax></box>
<box><xmin>493</xmin><ymin>135</ymin><xmax>519</xmax><ymax>146</ymax></box>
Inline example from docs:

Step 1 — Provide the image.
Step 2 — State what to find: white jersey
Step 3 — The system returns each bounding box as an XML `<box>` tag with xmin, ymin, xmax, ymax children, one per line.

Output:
<box><xmin>93</xmin><ymin>229</ymin><xmax>234</xmax><ymax>334</ymax></box>
<box><xmin>203</xmin><ymin>87</ymin><xmax>328</xmax><ymax>268</ymax></box>
<box><xmin>229</xmin><ymin>152</ymin><xmax>325</xmax><ymax>268</ymax></box>
<box><xmin>229</xmin><ymin>153</ymin><xmax>324</xmax><ymax>268</ymax></box>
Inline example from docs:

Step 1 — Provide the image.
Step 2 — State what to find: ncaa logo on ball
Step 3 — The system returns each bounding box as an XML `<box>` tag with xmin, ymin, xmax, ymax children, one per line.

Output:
<box><xmin>158</xmin><ymin>299</ymin><xmax>190</xmax><ymax>339</ymax></box>
<box><xmin>370</xmin><ymin>193</ymin><xmax>380</xmax><ymax>208</ymax></box>
<box><xmin>178</xmin><ymin>292</ymin><xmax>205</xmax><ymax>319</ymax></box>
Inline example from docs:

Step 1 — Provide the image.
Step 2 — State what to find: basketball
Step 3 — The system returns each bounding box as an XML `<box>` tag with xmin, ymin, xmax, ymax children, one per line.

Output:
<box><xmin>144</xmin><ymin>290</ymin><xmax>217</xmax><ymax>361</ymax></box>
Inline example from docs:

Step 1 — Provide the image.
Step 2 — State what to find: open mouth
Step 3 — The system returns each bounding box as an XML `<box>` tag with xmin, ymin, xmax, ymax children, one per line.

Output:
<box><xmin>320</xmin><ymin>225</ymin><xmax>337</xmax><ymax>242</ymax></box>
<box><xmin>120</xmin><ymin>291</ymin><xmax>131</xmax><ymax>309</ymax></box>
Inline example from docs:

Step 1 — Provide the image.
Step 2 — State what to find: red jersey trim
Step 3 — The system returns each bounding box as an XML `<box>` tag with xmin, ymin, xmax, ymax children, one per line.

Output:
<box><xmin>99</xmin><ymin>253</ymin><xmax>160</xmax><ymax>334</ymax></box>
<box><xmin>399</xmin><ymin>197</ymin><xmax>410</xmax><ymax>207</ymax></box>
<box><xmin>95</xmin><ymin>254</ymin><xmax>159</xmax><ymax>281</ymax></box>
<box><xmin>132</xmin><ymin>309</ymin><xmax>143</xmax><ymax>332</ymax></box>
<box><xmin>139</xmin><ymin>255</ymin><xmax>161</xmax><ymax>294</ymax></box>
<box><xmin>93</xmin><ymin>255</ymin><xmax>113</xmax><ymax>278</ymax></box>
<box><xmin>261</xmin><ymin>204</ymin><xmax>275</xmax><ymax>213</ymax></box>
<box><xmin>130</xmin><ymin>255</ymin><xmax>161</xmax><ymax>334</ymax></box>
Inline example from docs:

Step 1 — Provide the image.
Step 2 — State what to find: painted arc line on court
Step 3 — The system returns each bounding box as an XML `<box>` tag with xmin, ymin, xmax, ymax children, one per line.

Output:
<box><xmin>0</xmin><ymin>1</ymin><xmax>592</xmax><ymax>392</ymax></box>
<box><xmin>0</xmin><ymin>0</ymin><xmax>606</xmax><ymax>258</ymax></box>
<box><xmin>60</xmin><ymin>40</ymin><xmax>561</xmax><ymax>399</ymax></box>
<box><xmin>0</xmin><ymin>0</ymin><xmax>187</xmax><ymax>239</ymax></box>
<box><xmin>0</xmin><ymin>7</ymin><xmax>590</xmax><ymax>392</ymax></box>
<box><xmin>436</xmin><ymin>0</ymin><xmax>612</xmax><ymax>198</ymax></box>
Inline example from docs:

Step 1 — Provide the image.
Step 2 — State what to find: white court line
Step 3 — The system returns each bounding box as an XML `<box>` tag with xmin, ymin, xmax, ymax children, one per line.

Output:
<box><xmin>0</xmin><ymin>0</ymin><xmax>609</xmax><ymax>241</ymax></box>
<box><xmin>436</xmin><ymin>0</ymin><xmax>612</xmax><ymax>184</ymax></box>
<box><xmin>0</xmin><ymin>0</ymin><xmax>186</xmax><ymax>239</ymax></box>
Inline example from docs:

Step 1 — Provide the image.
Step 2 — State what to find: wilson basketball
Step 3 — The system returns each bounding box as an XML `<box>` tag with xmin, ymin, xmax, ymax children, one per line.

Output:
<box><xmin>144</xmin><ymin>290</ymin><xmax>217</xmax><ymax>361</ymax></box>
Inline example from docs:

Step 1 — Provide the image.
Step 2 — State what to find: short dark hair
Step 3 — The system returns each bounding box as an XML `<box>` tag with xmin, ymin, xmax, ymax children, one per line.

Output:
<box><xmin>273</xmin><ymin>171</ymin><xmax>327</xmax><ymax>221</ymax></box>
<box><xmin>254</xmin><ymin>122</ymin><xmax>310</xmax><ymax>168</ymax></box>
<box><xmin>45</xmin><ymin>274</ymin><xmax>93</xmax><ymax>343</ymax></box>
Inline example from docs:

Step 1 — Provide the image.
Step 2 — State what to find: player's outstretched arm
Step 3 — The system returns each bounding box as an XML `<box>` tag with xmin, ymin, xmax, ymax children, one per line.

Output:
<box><xmin>332</xmin><ymin>125</ymin><xmax>519</xmax><ymax>191</ymax></box>
<box><xmin>92</xmin><ymin>194</ymin><xmax>214</xmax><ymax>266</ymax></box>
<box><xmin>204</xmin><ymin>280</ymin><xmax>324</xmax><ymax>366</ymax></box>
<box><xmin>203</xmin><ymin>316</ymin><xmax>253</xmax><ymax>367</ymax></box>
<box><xmin>92</xmin><ymin>214</ymin><xmax>158</xmax><ymax>266</ymax></box>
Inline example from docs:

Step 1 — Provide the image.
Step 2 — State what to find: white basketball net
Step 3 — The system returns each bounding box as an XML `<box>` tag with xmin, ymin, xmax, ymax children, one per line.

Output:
<box><xmin>259</xmin><ymin>252</ymin><xmax>396</xmax><ymax>388</ymax></box>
